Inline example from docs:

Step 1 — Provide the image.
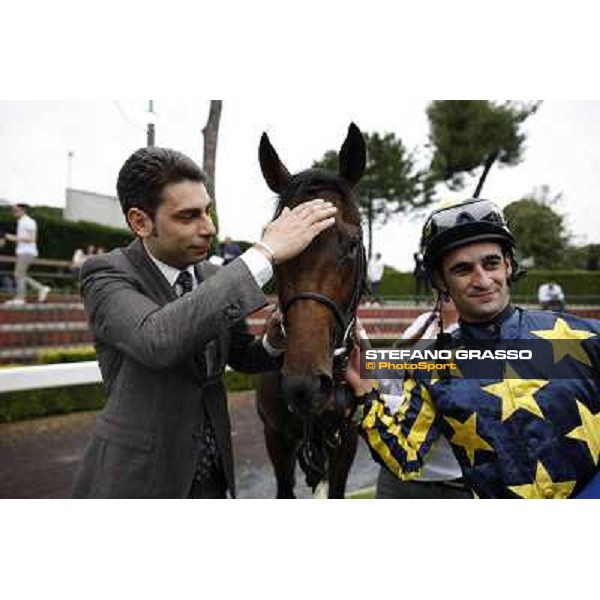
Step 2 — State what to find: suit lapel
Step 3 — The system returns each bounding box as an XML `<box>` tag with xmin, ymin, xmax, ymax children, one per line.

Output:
<box><xmin>122</xmin><ymin>238</ymin><xmax>178</xmax><ymax>306</ymax></box>
<box><xmin>123</xmin><ymin>238</ymin><xmax>208</xmax><ymax>383</ymax></box>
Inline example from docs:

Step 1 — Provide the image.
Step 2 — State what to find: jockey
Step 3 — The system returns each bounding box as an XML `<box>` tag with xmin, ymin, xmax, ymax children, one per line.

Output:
<box><xmin>347</xmin><ymin>198</ymin><xmax>600</xmax><ymax>498</ymax></box>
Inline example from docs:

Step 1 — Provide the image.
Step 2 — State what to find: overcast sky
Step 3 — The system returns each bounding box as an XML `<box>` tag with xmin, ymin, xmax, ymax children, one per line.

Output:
<box><xmin>1</xmin><ymin>100</ymin><xmax>599</xmax><ymax>270</ymax></box>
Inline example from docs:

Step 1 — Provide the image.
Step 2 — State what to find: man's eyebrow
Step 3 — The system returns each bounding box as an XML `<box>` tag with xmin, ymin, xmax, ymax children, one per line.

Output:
<box><xmin>174</xmin><ymin>203</ymin><xmax>212</xmax><ymax>215</ymax></box>
<box><xmin>482</xmin><ymin>253</ymin><xmax>503</xmax><ymax>262</ymax></box>
<box><xmin>448</xmin><ymin>261</ymin><xmax>473</xmax><ymax>273</ymax></box>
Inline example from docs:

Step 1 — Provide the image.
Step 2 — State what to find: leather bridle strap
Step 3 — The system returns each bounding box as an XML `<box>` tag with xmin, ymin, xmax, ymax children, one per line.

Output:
<box><xmin>281</xmin><ymin>292</ymin><xmax>348</xmax><ymax>334</ymax></box>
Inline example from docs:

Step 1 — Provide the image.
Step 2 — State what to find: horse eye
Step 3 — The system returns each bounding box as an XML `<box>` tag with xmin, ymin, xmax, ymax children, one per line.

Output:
<box><xmin>346</xmin><ymin>239</ymin><xmax>359</xmax><ymax>256</ymax></box>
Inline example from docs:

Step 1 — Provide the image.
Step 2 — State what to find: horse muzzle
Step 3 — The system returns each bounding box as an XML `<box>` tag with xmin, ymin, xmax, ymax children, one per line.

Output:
<box><xmin>281</xmin><ymin>374</ymin><xmax>333</xmax><ymax>417</ymax></box>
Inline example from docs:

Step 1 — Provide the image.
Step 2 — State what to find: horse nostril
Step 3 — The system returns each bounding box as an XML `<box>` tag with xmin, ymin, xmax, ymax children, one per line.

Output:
<box><xmin>318</xmin><ymin>375</ymin><xmax>333</xmax><ymax>398</ymax></box>
<box><xmin>281</xmin><ymin>375</ymin><xmax>333</xmax><ymax>416</ymax></box>
<box><xmin>281</xmin><ymin>376</ymin><xmax>313</xmax><ymax>416</ymax></box>
<box><xmin>310</xmin><ymin>375</ymin><xmax>333</xmax><ymax>414</ymax></box>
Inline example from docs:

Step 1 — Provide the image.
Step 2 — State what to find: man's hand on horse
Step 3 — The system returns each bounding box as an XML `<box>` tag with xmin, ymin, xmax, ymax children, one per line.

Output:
<box><xmin>265</xmin><ymin>307</ymin><xmax>286</xmax><ymax>350</ymax></box>
<box><xmin>256</xmin><ymin>199</ymin><xmax>337</xmax><ymax>265</ymax></box>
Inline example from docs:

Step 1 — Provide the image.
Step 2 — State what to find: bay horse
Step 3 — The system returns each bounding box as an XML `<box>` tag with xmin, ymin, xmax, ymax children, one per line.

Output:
<box><xmin>256</xmin><ymin>123</ymin><xmax>367</xmax><ymax>498</ymax></box>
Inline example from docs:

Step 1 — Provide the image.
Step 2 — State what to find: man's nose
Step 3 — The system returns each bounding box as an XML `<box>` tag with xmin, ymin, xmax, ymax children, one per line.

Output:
<box><xmin>471</xmin><ymin>265</ymin><xmax>493</xmax><ymax>287</ymax></box>
<box><xmin>200</xmin><ymin>215</ymin><xmax>216</xmax><ymax>237</ymax></box>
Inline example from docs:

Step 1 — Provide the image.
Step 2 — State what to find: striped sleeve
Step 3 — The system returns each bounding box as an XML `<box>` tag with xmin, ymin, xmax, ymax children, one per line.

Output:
<box><xmin>357</xmin><ymin>374</ymin><xmax>441</xmax><ymax>480</ymax></box>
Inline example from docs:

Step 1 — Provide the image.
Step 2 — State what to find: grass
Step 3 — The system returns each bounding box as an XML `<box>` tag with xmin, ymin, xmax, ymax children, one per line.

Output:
<box><xmin>346</xmin><ymin>486</ymin><xmax>376</xmax><ymax>499</ymax></box>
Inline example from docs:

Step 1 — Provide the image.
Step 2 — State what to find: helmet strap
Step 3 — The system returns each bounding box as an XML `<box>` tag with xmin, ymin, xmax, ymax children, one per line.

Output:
<box><xmin>434</xmin><ymin>289</ymin><xmax>453</xmax><ymax>351</ymax></box>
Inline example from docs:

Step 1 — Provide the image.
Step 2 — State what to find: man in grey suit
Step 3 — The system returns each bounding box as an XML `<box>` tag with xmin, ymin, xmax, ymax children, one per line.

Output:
<box><xmin>71</xmin><ymin>147</ymin><xmax>337</xmax><ymax>498</ymax></box>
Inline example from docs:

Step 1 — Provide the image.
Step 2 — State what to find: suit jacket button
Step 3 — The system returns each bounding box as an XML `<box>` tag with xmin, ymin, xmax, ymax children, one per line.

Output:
<box><xmin>225</xmin><ymin>303</ymin><xmax>241</xmax><ymax>319</ymax></box>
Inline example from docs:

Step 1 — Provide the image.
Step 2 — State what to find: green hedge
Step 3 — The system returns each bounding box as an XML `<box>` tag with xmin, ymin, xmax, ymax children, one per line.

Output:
<box><xmin>37</xmin><ymin>347</ymin><xmax>96</xmax><ymax>364</ymax></box>
<box><xmin>0</xmin><ymin>206</ymin><xmax>134</xmax><ymax>260</ymax></box>
<box><xmin>0</xmin><ymin>346</ymin><xmax>256</xmax><ymax>423</ymax></box>
<box><xmin>511</xmin><ymin>270</ymin><xmax>600</xmax><ymax>300</ymax></box>
<box><xmin>0</xmin><ymin>384</ymin><xmax>107</xmax><ymax>423</ymax></box>
<box><xmin>379</xmin><ymin>268</ymin><xmax>600</xmax><ymax>302</ymax></box>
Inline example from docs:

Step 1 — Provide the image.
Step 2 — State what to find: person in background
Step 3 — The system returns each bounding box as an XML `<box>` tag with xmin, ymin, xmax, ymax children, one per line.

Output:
<box><xmin>538</xmin><ymin>281</ymin><xmax>565</xmax><ymax>312</ymax></box>
<box><xmin>221</xmin><ymin>236</ymin><xmax>242</xmax><ymax>265</ymax></box>
<box><xmin>70</xmin><ymin>248</ymin><xmax>86</xmax><ymax>280</ymax></box>
<box><xmin>413</xmin><ymin>251</ymin><xmax>430</xmax><ymax>305</ymax></box>
<box><xmin>366</xmin><ymin>252</ymin><xmax>384</xmax><ymax>306</ymax></box>
<box><xmin>3</xmin><ymin>203</ymin><xmax>51</xmax><ymax>305</ymax></box>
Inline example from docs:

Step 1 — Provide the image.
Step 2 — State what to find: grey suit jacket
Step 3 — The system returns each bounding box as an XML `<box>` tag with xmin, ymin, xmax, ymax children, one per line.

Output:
<box><xmin>71</xmin><ymin>238</ymin><xmax>276</xmax><ymax>498</ymax></box>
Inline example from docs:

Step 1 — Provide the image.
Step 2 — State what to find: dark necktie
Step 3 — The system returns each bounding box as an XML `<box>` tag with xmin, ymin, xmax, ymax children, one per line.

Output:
<box><xmin>175</xmin><ymin>270</ymin><xmax>193</xmax><ymax>296</ymax></box>
<box><xmin>174</xmin><ymin>269</ymin><xmax>223</xmax><ymax>491</ymax></box>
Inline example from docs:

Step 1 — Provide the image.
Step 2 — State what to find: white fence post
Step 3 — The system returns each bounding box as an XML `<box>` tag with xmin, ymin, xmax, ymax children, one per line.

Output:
<box><xmin>0</xmin><ymin>361</ymin><xmax>102</xmax><ymax>393</ymax></box>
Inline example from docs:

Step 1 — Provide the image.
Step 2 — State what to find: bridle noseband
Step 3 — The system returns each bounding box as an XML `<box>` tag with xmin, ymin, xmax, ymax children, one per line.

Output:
<box><xmin>279</xmin><ymin>231</ymin><xmax>367</xmax><ymax>409</ymax></box>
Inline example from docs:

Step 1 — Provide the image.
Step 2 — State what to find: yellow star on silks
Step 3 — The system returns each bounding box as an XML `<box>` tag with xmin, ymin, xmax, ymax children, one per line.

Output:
<box><xmin>444</xmin><ymin>413</ymin><xmax>494</xmax><ymax>466</ymax></box>
<box><xmin>566</xmin><ymin>399</ymin><xmax>600</xmax><ymax>465</ymax></box>
<box><xmin>482</xmin><ymin>364</ymin><xmax>549</xmax><ymax>422</ymax></box>
<box><xmin>530</xmin><ymin>317</ymin><xmax>596</xmax><ymax>367</ymax></box>
<box><xmin>509</xmin><ymin>461</ymin><xmax>576</xmax><ymax>499</ymax></box>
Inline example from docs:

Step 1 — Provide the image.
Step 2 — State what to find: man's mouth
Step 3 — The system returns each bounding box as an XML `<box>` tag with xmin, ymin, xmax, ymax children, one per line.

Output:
<box><xmin>470</xmin><ymin>291</ymin><xmax>497</xmax><ymax>301</ymax></box>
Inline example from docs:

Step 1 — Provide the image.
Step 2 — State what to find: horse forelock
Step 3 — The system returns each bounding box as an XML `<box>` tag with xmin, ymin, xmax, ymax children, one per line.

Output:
<box><xmin>273</xmin><ymin>169</ymin><xmax>357</xmax><ymax>220</ymax></box>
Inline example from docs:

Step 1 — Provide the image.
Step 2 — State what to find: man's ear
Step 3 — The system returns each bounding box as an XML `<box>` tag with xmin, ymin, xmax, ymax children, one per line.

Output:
<box><xmin>127</xmin><ymin>207</ymin><xmax>154</xmax><ymax>238</ymax></box>
<box><xmin>505</xmin><ymin>253</ymin><xmax>513</xmax><ymax>280</ymax></box>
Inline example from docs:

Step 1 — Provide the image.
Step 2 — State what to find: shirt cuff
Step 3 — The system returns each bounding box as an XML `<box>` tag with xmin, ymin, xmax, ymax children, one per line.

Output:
<box><xmin>262</xmin><ymin>333</ymin><xmax>285</xmax><ymax>357</ymax></box>
<box><xmin>240</xmin><ymin>247</ymin><xmax>273</xmax><ymax>288</ymax></box>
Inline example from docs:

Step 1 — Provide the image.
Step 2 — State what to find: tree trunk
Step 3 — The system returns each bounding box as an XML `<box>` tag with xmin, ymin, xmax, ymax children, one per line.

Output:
<box><xmin>473</xmin><ymin>150</ymin><xmax>499</xmax><ymax>198</ymax></box>
<box><xmin>202</xmin><ymin>100</ymin><xmax>223</xmax><ymax>207</ymax></box>
<box><xmin>367</xmin><ymin>197</ymin><xmax>373</xmax><ymax>259</ymax></box>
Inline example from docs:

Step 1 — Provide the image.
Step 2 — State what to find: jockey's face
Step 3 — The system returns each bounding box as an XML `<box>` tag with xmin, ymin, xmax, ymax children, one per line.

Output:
<box><xmin>128</xmin><ymin>180</ymin><xmax>216</xmax><ymax>269</ymax></box>
<box><xmin>439</xmin><ymin>241</ymin><xmax>512</xmax><ymax>323</ymax></box>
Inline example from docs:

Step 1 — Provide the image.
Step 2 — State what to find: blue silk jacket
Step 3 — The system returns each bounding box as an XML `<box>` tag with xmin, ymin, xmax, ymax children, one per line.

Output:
<box><xmin>358</xmin><ymin>307</ymin><xmax>600</xmax><ymax>498</ymax></box>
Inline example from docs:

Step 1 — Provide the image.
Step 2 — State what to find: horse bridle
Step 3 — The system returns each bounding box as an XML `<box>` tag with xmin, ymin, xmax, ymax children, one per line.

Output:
<box><xmin>279</xmin><ymin>229</ymin><xmax>367</xmax><ymax>409</ymax></box>
<box><xmin>278</xmin><ymin>234</ymin><xmax>366</xmax><ymax>491</ymax></box>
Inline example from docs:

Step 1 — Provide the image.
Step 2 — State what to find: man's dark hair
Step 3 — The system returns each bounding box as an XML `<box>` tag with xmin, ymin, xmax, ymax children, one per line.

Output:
<box><xmin>116</xmin><ymin>147</ymin><xmax>206</xmax><ymax>221</ymax></box>
<box><xmin>15</xmin><ymin>203</ymin><xmax>29</xmax><ymax>211</ymax></box>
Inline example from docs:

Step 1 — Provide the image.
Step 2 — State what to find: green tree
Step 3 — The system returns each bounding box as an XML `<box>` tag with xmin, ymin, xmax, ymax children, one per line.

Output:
<box><xmin>427</xmin><ymin>100</ymin><xmax>540</xmax><ymax>193</ymax></box>
<box><xmin>504</xmin><ymin>187</ymin><xmax>569</xmax><ymax>269</ymax></box>
<box><xmin>313</xmin><ymin>131</ymin><xmax>429</xmax><ymax>256</ymax></box>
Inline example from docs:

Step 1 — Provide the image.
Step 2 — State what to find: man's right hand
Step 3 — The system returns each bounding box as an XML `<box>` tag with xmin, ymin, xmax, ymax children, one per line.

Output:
<box><xmin>256</xmin><ymin>199</ymin><xmax>337</xmax><ymax>264</ymax></box>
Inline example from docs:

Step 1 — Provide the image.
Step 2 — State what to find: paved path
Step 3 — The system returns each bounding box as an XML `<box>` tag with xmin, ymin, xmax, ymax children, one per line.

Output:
<box><xmin>0</xmin><ymin>391</ymin><xmax>378</xmax><ymax>499</ymax></box>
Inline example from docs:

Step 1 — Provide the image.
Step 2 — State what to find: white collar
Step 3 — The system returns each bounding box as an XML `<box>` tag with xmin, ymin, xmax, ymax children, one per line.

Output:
<box><xmin>143</xmin><ymin>243</ymin><xmax>197</xmax><ymax>289</ymax></box>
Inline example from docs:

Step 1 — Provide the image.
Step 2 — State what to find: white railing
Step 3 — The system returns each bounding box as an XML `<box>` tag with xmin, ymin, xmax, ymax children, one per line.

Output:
<box><xmin>0</xmin><ymin>361</ymin><xmax>234</xmax><ymax>393</ymax></box>
<box><xmin>0</xmin><ymin>361</ymin><xmax>102</xmax><ymax>393</ymax></box>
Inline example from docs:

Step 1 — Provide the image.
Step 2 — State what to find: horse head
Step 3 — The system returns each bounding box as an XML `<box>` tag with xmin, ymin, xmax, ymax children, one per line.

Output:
<box><xmin>259</xmin><ymin>123</ymin><xmax>367</xmax><ymax>418</ymax></box>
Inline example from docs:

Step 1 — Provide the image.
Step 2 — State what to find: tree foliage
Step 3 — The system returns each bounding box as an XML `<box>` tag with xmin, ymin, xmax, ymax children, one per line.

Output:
<box><xmin>313</xmin><ymin>131</ymin><xmax>428</xmax><ymax>224</ymax></box>
<box><xmin>504</xmin><ymin>187</ymin><xmax>569</xmax><ymax>269</ymax></box>
<box><xmin>427</xmin><ymin>100</ymin><xmax>540</xmax><ymax>191</ymax></box>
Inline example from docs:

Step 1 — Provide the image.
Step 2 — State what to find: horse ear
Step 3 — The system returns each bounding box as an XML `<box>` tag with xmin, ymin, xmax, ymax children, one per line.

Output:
<box><xmin>338</xmin><ymin>122</ymin><xmax>366</xmax><ymax>187</ymax></box>
<box><xmin>259</xmin><ymin>132</ymin><xmax>292</xmax><ymax>194</ymax></box>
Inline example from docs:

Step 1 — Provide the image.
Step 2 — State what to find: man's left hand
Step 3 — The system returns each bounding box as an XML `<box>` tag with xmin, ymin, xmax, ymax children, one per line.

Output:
<box><xmin>265</xmin><ymin>307</ymin><xmax>286</xmax><ymax>350</ymax></box>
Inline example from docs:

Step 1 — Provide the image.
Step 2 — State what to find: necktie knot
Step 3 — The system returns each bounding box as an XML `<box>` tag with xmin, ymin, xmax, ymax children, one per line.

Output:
<box><xmin>175</xmin><ymin>270</ymin><xmax>193</xmax><ymax>296</ymax></box>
